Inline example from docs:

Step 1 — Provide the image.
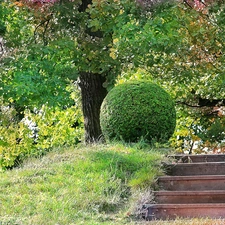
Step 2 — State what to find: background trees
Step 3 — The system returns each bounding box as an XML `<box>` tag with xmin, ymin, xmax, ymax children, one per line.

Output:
<box><xmin>0</xmin><ymin>0</ymin><xmax>224</xmax><ymax>168</ymax></box>
<box><xmin>115</xmin><ymin>0</ymin><xmax>225</xmax><ymax>152</ymax></box>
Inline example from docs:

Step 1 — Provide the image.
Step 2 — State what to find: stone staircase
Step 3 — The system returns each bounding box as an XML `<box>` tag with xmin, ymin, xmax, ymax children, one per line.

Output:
<box><xmin>144</xmin><ymin>154</ymin><xmax>225</xmax><ymax>220</ymax></box>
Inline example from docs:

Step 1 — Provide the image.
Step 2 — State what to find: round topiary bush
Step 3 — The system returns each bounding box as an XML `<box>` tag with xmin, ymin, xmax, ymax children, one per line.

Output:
<box><xmin>100</xmin><ymin>81</ymin><xmax>176</xmax><ymax>143</ymax></box>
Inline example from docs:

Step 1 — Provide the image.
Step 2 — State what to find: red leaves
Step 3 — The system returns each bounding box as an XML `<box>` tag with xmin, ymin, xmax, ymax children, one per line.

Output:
<box><xmin>32</xmin><ymin>0</ymin><xmax>57</xmax><ymax>3</ymax></box>
<box><xmin>21</xmin><ymin>0</ymin><xmax>57</xmax><ymax>9</ymax></box>
<box><xmin>184</xmin><ymin>0</ymin><xmax>214</xmax><ymax>11</ymax></box>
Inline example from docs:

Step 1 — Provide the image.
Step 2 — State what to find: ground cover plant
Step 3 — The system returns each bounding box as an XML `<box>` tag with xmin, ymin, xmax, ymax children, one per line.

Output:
<box><xmin>1</xmin><ymin>143</ymin><xmax>225</xmax><ymax>224</ymax></box>
<box><xmin>0</xmin><ymin>143</ymin><xmax>165</xmax><ymax>225</ymax></box>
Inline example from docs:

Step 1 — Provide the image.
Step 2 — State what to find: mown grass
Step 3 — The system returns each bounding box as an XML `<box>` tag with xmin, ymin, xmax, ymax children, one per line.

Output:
<box><xmin>0</xmin><ymin>143</ymin><xmax>166</xmax><ymax>225</ymax></box>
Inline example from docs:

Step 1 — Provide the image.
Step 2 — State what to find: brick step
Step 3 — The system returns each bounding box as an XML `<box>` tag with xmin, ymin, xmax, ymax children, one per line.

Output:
<box><xmin>154</xmin><ymin>190</ymin><xmax>225</xmax><ymax>204</ymax></box>
<box><xmin>164</xmin><ymin>162</ymin><xmax>225</xmax><ymax>176</ymax></box>
<box><xmin>145</xmin><ymin>203</ymin><xmax>225</xmax><ymax>220</ymax></box>
<box><xmin>169</xmin><ymin>154</ymin><xmax>225</xmax><ymax>163</ymax></box>
<box><xmin>158</xmin><ymin>175</ymin><xmax>225</xmax><ymax>191</ymax></box>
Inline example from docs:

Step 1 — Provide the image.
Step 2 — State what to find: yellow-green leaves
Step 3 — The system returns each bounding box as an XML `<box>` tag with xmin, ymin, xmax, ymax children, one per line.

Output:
<box><xmin>0</xmin><ymin>110</ymin><xmax>33</xmax><ymax>170</ymax></box>
<box><xmin>0</xmin><ymin>103</ymin><xmax>84</xmax><ymax>170</ymax></box>
<box><xmin>26</xmin><ymin>105</ymin><xmax>83</xmax><ymax>150</ymax></box>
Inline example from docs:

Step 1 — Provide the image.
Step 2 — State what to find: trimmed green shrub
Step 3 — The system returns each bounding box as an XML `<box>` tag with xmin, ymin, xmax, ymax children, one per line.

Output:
<box><xmin>100</xmin><ymin>81</ymin><xmax>176</xmax><ymax>143</ymax></box>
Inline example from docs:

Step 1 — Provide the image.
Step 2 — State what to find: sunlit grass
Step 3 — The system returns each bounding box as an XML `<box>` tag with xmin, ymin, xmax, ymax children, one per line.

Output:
<box><xmin>1</xmin><ymin>143</ymin><xmax>224</xmax><ymax>224</ymax></box>
<box><xmin>0</xmin><ymin>143</ymin><xmax>164</xmax><ymax>224</ymax></box>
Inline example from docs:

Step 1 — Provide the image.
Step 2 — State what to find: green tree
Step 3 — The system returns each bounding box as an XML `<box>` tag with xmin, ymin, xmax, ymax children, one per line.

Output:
<box><xmin>1</xmin><ymin>0</ymin><xmax>141</xmax><ymax>143</ymax></box>
<box><xmin>115</xmin><ymin>0</ymin><xmax>225</xmax><ymax>150</ymax></box>
<box><xmin>51</xmin><ymin>0</ymin><xmax>140</xmax><ymax>143</ymax></box>
<box><xmin>1</xmin><ymin>0</ymin><xmax>224</xmax><ymax>148</ymax></box>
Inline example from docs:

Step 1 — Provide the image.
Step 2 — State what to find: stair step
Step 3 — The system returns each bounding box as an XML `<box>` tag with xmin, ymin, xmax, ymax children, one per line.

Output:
<box><xmin>154</xmin><ymin>190</ymin><xmax>225</xmax><ymax>204</ymax></box>
<box><xmin>165</xmin><ymin>162</ymin><xmax>225</xmax><ymax>176</ymax></box>
<box><xmin>169</xmin><ymin>154</ymin><xmax>225</xmax><ymax>163</ymax></box>
<box><xmin>145</xmin><ymin>203</ymin><xmax>225</xmax><ymax>220</ymax></box>
<box><xmin>158</xmin><ymin>175</ymin><xmax>225</xmax><ymax>191</ymax></box>
<box><xmin>147</xmin><ymin>154</ymin><xmax>225</xmax><ymax>220</ymax></box>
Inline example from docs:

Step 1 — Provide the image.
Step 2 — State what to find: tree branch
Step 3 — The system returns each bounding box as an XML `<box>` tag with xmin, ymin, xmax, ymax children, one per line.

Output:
<box><xmin>34</xmin><ymin>14</ymin><xmax>52</xmax><ymax>45</ymax></box>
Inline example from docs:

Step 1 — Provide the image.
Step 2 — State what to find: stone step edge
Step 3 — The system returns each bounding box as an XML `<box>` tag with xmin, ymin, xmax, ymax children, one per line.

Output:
<box><xmin>158</xmin><ymin>175</ymin><xmax>225</xmax><ymax>181</ymax></box>
<box><xmin>165</xmin><ymin>162</ymin><xmax>225</xmax><ymax>166</ymax></box>
<box><xmin>143</xmin><ymin>203</ymin><xmax>225</xmax><ymax>220</ymax></box>
<box><xmin>144</xmin><ymin>203</ymin><xmax>225</xmax><ymax>209</ymax></box>
<box><xmin>168</xmin><ymin>154</ymin><xmax>225</xmax><ymax>157</ymax></box>
<box><xmin>167</xmin><ymin>154</ymin><xmax>225</xmax><ymax>163</ymax></box>
<box><xmin>154</xmin><ymin>190</ymin><xmax>225</xmax><ymax>196</ymax></box>
<box><xmin>167</xmin><ymin>154</ymin><xmax>225</xmax><ymax>159</ymax></box>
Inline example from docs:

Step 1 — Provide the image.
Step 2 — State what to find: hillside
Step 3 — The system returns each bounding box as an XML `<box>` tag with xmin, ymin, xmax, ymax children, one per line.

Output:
<box><xmin>0</xmin><ymin>143</ymin><xmax>165</xmax><ymax>225</ymax></box>
<box><xmin>2</xmin><ymin>143</ymin><xmax>225</xmax><ymax>225</ymax></box>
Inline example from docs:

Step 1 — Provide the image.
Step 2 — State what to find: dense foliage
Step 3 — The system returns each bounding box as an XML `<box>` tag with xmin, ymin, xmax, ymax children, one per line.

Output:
<box><xmin>114</xmin><ymin>1</ymin><xmax>225</xmax><ymax>152</ymax></box>
<box><xmin>100</xmin><ymin>81</ymin><xmax>176</xmax><ymax>143</ymax></box>
<box><xmin>0</xmin><ymin>102</ymin><xmax>83</xmax><ymax>169</ymax></box>
<box><xmin>0</xmin><ymin>0</ymin><xmax>224</xmax><ymax>168</ymax></box>
<box><xmin>0</xmin><ymin>1</ymin><xmax>83</xmax><ymax>169</ymax></box>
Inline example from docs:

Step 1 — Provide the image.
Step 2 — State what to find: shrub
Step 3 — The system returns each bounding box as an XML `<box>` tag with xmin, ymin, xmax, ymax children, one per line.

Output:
<box><xmin>25</xmin><ymin>105</ymin><xmax>84</xmax><ymax>151</ymax></box>
<box><xmin>100</xmin><ymin>80</ymin><xmax>176</xmax><ymax>143</ymax></box>
<box><xmin>0</xmin><ymin>105</ymin><xmax>34</xmax><ymax>169</ymax></box>
<box><xmin>0</xmin><ymin>103</ymin><xmax>84</xmax><ymax>170</ymax></box>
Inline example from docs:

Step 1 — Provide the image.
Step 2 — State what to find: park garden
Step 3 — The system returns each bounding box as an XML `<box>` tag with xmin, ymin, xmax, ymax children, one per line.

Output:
<box><xmin>0</xmin><ymin>0</ymin><xmax>224</xmax><ymax>223</ymax></box>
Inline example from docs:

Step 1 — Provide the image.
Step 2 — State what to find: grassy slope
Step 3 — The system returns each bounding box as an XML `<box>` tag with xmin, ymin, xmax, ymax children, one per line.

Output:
<box><xmin>1</xmin><ymin>143</ymin><xmax>225</xmax><ymax>225</ymax></box>
<box><xmin>0</xmin><ymin>143</ymin><xmax>165</xmax><ymax>225</ymax></box>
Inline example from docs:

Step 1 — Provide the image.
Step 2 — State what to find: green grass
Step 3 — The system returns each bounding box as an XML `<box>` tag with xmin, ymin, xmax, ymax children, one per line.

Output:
<box><xmin>0</xmin><ymin>143</ymin><xmax>165</xmax><ymax>225</ymax></box>
<box><xmin>1</xmin><ymin>143</ymin><xmax>224</xmax><ymax>225</ymax></box>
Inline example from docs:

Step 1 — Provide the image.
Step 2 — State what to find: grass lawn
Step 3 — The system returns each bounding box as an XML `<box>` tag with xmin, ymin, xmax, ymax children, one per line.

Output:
<box><xmin>0</xmin><ymin>143</ymin><xmax>163</xmax><ymax>224</ymax></box>
<box><xmin>1</xmin><ymin>143</ymin><xmax>224</xmax><ymax>225</ymax></box>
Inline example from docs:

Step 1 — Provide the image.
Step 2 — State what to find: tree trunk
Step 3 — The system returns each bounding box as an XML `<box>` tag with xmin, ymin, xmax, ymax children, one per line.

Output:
<box><xmin>78</xmin><ymin>72</ymin><xmax>107</xmax><ymax>143</ymax></box>
<box><xmin>77</xmin><ymin>0</ymin><xmax>108</xmax><ymax>143</ymax></box>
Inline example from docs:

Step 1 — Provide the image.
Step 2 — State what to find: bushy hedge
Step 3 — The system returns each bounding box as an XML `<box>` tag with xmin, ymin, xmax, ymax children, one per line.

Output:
<box><xmin>0</xmin><ymin>104</ymin><xmax>83</xmax><ymax>170</ymax></box>
<box><xmin>100</xmin><ymin>81</ymin><xmax>176</xmax><ymax>143</ymax></box>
